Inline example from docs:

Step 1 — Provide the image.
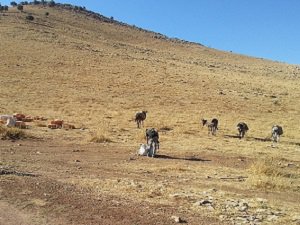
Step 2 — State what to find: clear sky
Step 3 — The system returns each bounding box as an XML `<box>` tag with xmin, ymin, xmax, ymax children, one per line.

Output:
<box><xmin>2</xmin><ymin>0</ymin><xmax>300</xmax><ymax>65</ymax></box>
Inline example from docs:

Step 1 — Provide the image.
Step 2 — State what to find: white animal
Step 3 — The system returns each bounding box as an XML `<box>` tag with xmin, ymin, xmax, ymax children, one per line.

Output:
<box><xmin>137</xmin><ymin>140</ymin><xmax>158</xmax><ymax>158</ymax></box>
<box><xmin>138</xmin><ymin>144</ymin><xmax>149</xmax><ymax>156</ymax></box>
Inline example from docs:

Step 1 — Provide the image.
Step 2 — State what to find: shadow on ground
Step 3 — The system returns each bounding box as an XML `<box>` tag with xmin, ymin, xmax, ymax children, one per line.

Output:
<box><xmin>155</xmin><ymin>154</ymin><xmax>211</xmax><ymax>162</ymax></box>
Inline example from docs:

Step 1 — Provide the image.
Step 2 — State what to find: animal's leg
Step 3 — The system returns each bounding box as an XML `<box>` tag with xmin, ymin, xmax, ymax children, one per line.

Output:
<box><xmin>152</xmin><ymin>142</ymin><xmax>156</xmax><ymax>157</ymax></box>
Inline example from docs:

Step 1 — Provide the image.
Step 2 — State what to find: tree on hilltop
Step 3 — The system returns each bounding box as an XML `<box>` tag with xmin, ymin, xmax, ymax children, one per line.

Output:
<box><xmin>17</xmin><ymin>4</ymin><xmax>23</xmax><ymax>11</ymax></box>
<box><xmin>48</xmin><ymin>0</ymin><xmax>55</xmax><ymax>7</ymax></box>
<box><xmin>10</xmin><ymin>1</ymin><xmax>17</xmax><ymax>6</ymax></box>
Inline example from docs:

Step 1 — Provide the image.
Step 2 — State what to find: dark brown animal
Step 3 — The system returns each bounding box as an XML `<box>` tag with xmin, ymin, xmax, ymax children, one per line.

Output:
<box><xmin>237</xmin><ymin>122</ymin><xmax>249</xmax><ymax>139</ymax></box>
<box><xmin>135</xmin><ymin>111</ymin><xmax>147</xmax><ymax>128</ymax></box>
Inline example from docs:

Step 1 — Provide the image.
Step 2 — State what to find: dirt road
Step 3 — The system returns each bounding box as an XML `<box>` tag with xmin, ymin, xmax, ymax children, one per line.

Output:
<box><xmin>1</xmin><ymin>139</ymin><xmax>225</xmax><ymax>225</ymax></box>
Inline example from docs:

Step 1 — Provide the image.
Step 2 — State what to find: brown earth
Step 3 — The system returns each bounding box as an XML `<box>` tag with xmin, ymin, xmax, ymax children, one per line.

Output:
<box><xmin>1</xmin><ymin>4</ymin><xmax>300</xmax><ymax>225</ymax></box>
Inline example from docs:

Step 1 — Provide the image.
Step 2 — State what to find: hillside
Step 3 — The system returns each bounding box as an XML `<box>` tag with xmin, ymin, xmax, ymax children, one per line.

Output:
<box><xmin>1</xmin><ymin>4</ymin><xmax>300</xmax><ymax>225</ymax></box>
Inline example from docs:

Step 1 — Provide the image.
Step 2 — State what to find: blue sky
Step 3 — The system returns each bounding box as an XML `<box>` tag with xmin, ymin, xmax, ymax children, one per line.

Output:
<box><xmin>2</xmin><ymin>0</ymin><xmax>300</xmax><ymax>65</ymax></box>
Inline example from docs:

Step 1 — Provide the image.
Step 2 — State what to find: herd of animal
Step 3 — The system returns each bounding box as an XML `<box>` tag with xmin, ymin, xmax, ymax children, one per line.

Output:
<box><xmin>0</xmin><ymin>111</ymin><xmax>284</xmax><ymax>158</ymax></box>
<box><xmin>135</xmin><ymin>111</ymin><xmax>284</xmax><ymax>158</ymax></box>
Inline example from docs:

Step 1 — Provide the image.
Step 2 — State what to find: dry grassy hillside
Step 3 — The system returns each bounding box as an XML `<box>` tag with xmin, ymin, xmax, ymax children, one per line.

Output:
<box><xmin>1</xmin><ymin>4</ymin><xmax>300</xmax><ymax>225</ymax></box>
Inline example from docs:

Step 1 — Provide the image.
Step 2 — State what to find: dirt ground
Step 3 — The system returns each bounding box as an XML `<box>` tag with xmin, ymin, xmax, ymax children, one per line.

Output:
<box><xmin>1</xmin><ymin>134</ymin><xmax>299</xmax><ymax>225</ymax></box>
<box><xmin>1</xmin><ymin>138</ymin><xmax>228</xmax><ymax>225</ymax></box>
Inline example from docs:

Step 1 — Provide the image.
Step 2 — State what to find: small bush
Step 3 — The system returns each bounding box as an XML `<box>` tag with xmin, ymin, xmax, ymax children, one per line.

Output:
<box><xmin>0</xmin><ymin>126</ymin><xmax>27</xmax><ymax>140</ymax></box>
<box><xmin>17</xmin><ymin>4</ymin><xmax>23</xmax><ymax>11</ymax></box>
<box><xmin>90</xmin><ymin>134</ymin><xmax>112</xmax><ymax>143</ymax></box>
<box><xmin>48</xmin><ymin>0</ymin><xmax>55</xmax><ymax>7</ymax></box>
<box><xmin>45</xmin><ymin>12</ymin><xmax>49</xmax><ymax>16</ymax></box>
<box><xmin>89</xmin><ymin>127</ymin><xmax>112</xmax><ymax>143</ymax></box>
<box><xmin>246</xmin><ymin>157</ymin><xmax>295</xmax><ymax>191</ymax></box>
<box><xmin>26</xmin><ymin>15</ymin><xmax>34</xmax><ymax>20</ymax></box>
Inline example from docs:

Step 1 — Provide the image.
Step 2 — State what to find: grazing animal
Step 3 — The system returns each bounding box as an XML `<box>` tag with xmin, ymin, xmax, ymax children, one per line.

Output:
<box><xmin>237</xmin><ymin>122</ymin><xmax>249</xmax><ymax>139</ymax></box>
<box><xmin>135</xmin><ymin>111</ymin><xmax>147</xmax><ymax>128</ymax></box>
<box><xmin>271</xmin><ymin>125</ymin><xmax>283</xmax><ymax>143</ymax></box>
<box><xmin>202</xmin><ymin>118</ymin><xmax>219</xmax><ymax>135</ymax></box>
<box><xmin>145</xmin><ymin>128</ymin><xmax>159</xmax><ymax>157</ymax></box>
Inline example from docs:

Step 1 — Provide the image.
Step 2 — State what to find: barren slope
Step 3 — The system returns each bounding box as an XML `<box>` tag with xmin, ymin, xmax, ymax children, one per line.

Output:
<box><xmin>1</xmin><ymin>4</ymin><xmax>300</xmax><ymax>225</ymax></box>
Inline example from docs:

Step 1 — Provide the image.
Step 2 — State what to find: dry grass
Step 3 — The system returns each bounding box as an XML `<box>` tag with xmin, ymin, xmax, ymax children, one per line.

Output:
<box><xmin>90</xmin><ymin>134</ymin><xmax>112</xmax><ymax>143</ymax></box>
<box><xmin>0</xmin><ymin>4</ymin><xmax>300</xmax><ymax>223</ymax></box>
<box><xmin>89</xmin><ymin>128</ymin><xmax>112</xmax><ymax>143</ymax></box>
<box><xmin>34</xmin><ymin>121</ymin><xmax>48</xmax><ymax>127</ymax></box>
<box><xmin>0</xmin><ymin>126</ymin><xmax>27</xmax><ymax>140</ymax></box>
<box><xmin>247</xmin><ymin>157</ymin><xmax>299</xmax><ymax>191</ymax></box>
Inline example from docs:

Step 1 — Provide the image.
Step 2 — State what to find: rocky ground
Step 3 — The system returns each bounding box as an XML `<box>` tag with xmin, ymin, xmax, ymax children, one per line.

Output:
<box><xmin>1</xmin><ymin>138</ymin><xmax>299</xmax><ymax>225</ymax></box>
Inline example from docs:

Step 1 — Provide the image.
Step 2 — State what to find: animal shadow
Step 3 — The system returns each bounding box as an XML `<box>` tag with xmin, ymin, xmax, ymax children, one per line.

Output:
<box><xmin>224</xmin><ymin>134</ymin><xmax>241</xmax><ymax>139</ymax></box>
<box><xmin>155</xmin><ymin>154</ymin><xmax>211</xmax><ymax>162</ymax></box>
<box><xmin>251</xmin><ymin>137</ymin><xmax>271</xmax><ymax>142</ymax></box>
<box><xmin>224</xmin><ymin>135</ymin><xmax>272</xmax><ymax>142</ymax></box>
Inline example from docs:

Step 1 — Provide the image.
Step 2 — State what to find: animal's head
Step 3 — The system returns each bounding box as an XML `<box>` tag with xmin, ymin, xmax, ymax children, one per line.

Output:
<box><xmin>273</xmin><ymin>125</ymin><xmax>283</xmax><ymax>135</ymax></box>
<box><xmin>201</xmin><ymin>119</ymin><xmax>207</xmax><ymax>126</ymax></box>
<box><xmin>142</xmin><ymin>111</ymin><xmax>148</xmax><ymax>114</ymax></box>
<box><xmin>237</xmin><ymin>123</ymin><xmax>242</xmax><ymax>130</ymax></box>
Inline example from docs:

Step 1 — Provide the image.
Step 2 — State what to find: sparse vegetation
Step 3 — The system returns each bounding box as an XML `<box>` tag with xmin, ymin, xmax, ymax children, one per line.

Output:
<box><xmin>0</xmin><ymin>4</ymin><xmax>299</xmax><ymax>224</ymax></box>
<box><xmin>246</xmin><ymin>157</ymin><xmax>298</xmax><ymax>191</ymax></box>
<box><xmin>89</xmin><ymin>126</ymin><xmax>112</xmax><ymax>143</ymax></box>
<box><xmin>34</xmin><ymin>121</ymin><xmax>47</xmax><ymax>127</ymax></box>
<box><xmin>26</xmin><ymin>14</ymin><xmax>34</xmax><ymax>20</ymax></box>
<box><xmin>17</xmin><ymin>4</ymin><xmax>23</xmax><ymax>11</ymax></box>
<box><xmin>90</xmin><ymin>134</ymin><xmax>112</xmax><ymax>143</ymax></box>
<box><xmin>0</xmin><ymin>126</ymin><xmax>27</xmax><ymax>140</ymax></box>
